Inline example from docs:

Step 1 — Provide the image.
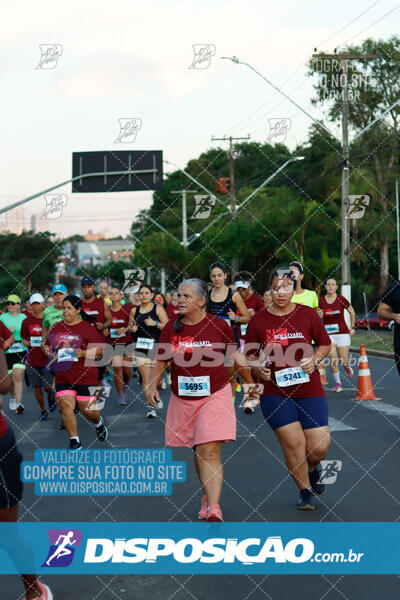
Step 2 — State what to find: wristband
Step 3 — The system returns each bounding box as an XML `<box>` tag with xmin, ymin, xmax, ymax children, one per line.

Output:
<box><xmin>155</xmin><ymin>320</ymin><xmax>160</xmax><ymax>326</ymax></box>
<box><xmin>236</xmin><ymin>315</ymin><xmax>240</xmax><ymax>323</ymax></box>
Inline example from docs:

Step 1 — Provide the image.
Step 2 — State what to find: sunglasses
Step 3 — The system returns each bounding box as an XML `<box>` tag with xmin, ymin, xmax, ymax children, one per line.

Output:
<box><xmin>7</xmin><ymin>301</ymin><xmax>19</xmax><ymax>306</ymax></box>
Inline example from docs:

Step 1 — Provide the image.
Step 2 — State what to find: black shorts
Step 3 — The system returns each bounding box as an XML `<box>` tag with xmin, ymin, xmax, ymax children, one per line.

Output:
<box><xmin>55</xmin><ymin>383</ymin><xmax>97</xmax><ymax>402</ymax></box>
<box><xmin>5</xmin><ymin>352</ymin><xmax>27</xmax><ymax>373</ymax></box>
<box><xmin>395</xmin><ymin>346</ymin><xmax>400</xmax><ymax>376</ymax></box>
<box><xmin>26</xmin><ymin>365</ymin><xmax>53</xmax><ymax>389</ymax></box>
<box><xmin>0</xmin><ymin>426</ymin><xmax>23</xmax><ymax>510</ymax></box>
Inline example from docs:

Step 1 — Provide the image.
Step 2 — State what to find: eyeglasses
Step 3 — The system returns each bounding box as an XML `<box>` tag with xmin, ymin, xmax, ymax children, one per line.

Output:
<box><xmin>7</xmin><ymin>302</ymin><xmax>19</xmax><ymax>306</ymax></box>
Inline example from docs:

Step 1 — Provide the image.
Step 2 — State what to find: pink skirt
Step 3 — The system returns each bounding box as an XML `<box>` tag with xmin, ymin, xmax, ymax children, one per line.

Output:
<box><xmin>165</xmin><ymin>383</ymin><xmax>236</xmax><ymax>448</ymax></box>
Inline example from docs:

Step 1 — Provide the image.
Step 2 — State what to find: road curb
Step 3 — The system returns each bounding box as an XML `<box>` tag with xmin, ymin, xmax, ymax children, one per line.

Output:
<box><xmin>350</xmin><ymin>346</ymin><xmax>394</xmax><ymax>359</ymax></box>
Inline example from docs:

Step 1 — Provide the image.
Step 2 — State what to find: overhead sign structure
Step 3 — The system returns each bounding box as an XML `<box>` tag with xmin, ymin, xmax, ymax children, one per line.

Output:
<box><xmin>72</xmin><ymin>151</ymin><xmax>163</xmax><ymax>193</ymax></box>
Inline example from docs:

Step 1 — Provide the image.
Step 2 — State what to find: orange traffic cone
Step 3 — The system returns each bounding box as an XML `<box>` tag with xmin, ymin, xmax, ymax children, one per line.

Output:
<box><xmin>318</xmin><ymin>365</ymin><xmax>328</xmax><ymax>386</ymax></box>
<box><xmin>351</xmin><ymin>344</ymin><xmax>381</xmax><ymax>401</ymax></box>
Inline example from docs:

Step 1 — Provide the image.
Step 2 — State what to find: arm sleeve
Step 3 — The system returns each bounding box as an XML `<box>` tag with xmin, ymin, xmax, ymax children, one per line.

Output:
<box><xmin>311</xmin><ymin>291</ymin><xmax>319</xmax><ymax>308</ymax></box>
<box><xmin>310</xmin><ymin>309</ymin><xmax>331</xmax><ymax>346</ymax></box>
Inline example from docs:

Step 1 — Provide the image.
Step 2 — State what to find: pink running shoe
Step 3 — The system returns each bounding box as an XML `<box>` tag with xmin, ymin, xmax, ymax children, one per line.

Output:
<box><xmin>198</xmin><ymin>494</ymin><xmax>207</xmax><ymax>520</ymax></box>
<box><xmin>344</xmin><ymin>366</ymin><xmax>354</xmax><ymax>379</ymax></box>
<box><xmin>206</xmin><ymin>503</ymin><xmax>223</xmax><ymax>522</ymax></box>
<box><xmin>23</xmin><ymin>581</ymin><xmax>53</xmax><ymax>600</ymax></box>
<box><xmin>332</xmin><ymin>383</ymin><xmax>343</xmax><ymax>393</ymax></box>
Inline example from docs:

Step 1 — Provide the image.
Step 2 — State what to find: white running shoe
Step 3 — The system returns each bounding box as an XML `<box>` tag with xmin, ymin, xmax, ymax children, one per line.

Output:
<box><xmin>146</xmin><ymin>408</ymin><xmax>157</xmax><ymax>418</ymax></box>
<box><xmin>9</xmin><ymin>397</ymin><xmax>17</xmax><ymax>411</ymax></box>
<box><xmin>155</xmin><ymin>399</ymin><xmax>163</xmax><ymax>410</ymax></box>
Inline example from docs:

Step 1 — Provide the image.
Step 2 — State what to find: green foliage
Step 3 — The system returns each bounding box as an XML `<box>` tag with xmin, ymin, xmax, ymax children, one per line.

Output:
<box><xmin>0</xmin><ymin>232</ymin><xmax>61</xmax><ymax>300</ymax></box>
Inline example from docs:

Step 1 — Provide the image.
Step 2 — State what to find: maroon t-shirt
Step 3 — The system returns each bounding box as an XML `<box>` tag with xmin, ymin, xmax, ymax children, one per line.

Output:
<box><xmin>0</xmin><ymin>412</ymin><xmax>8</xmax><ymax>438</ymax></box>
<box><xmin>245</xmin><ymin>304</ymin><xmax>331</xmax><ymax>398</ymax></box>
<box><xmin>239</xmin><ymin>293</ymin><xmax>264</xmax><ymax>339</ymax></box>
<box><xmin>0</xmin><ymin>321</ymin><xmax>12</xmax><ymax>347</ymax></box>
<box><xmin>21</xmin><ymin>314</ymin><xmax>48</xmax><ymax>367</ymax></box>
<box><xmin>106</xmin><ymin>305</ymin><xmax>133</xmax><ymax>345</ymax></box>
<box><xmin>319</xmin><ymin>294</ymin><xmax>350</xmax><ymax>335</ymax></box>
<box><xmin>48</xmin><ymin>320</ymin><xmax>103</xmax><ymax>386</ymax></box>
<box><xmin>166</xmin><ymin>303</ymin><xmax>179</xmax><ymax>320</ymax></box>
<box><xmin>157</xmin><ymin>313</ymin><xmax>236</xmax><ymax>400</ymax></box>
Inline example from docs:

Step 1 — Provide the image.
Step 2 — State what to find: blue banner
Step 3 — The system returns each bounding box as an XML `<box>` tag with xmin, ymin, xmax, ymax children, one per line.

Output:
<box><xmin>0</xmin><ymin>522</ymin><xmax>399</xmax><ymax>574</ymax></box>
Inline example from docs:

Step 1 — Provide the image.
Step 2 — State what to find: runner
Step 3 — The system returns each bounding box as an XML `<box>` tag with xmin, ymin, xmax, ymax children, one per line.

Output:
<box><xmin>263</xmin><ymin>289</ymin><xmax>271</xmax><ymax>308</ymax></box>
<box><xmin>104</xmin><ymin>288</ymin><xmax>134</xmax><ymax>406</ymax></box>
<box><xmin>21</xmin><ymin>294</ymin><xmax>56</xmax><ymax>421</ymax></box>
<box><xmin>149</xmin><ymin>278</ymin><xmax>258</xmax><ymax>522</ymax></box>
<box><xmin>0</xmin><ymin>295</ymin><xmax>27</xmax><ymax>414</ymax></box>
<box><xmin>42</xmin><ymin>284</ymin><xmax>67</xmax><ymax>342</ymax></box>
<box><xmin>244</xmin><ymin>267</ymin><xmax>331</xmax><ymax>510</ymax></box>
<box><xmin>45</xmin><ymin>295</ymin><xmax>108</xmax><ymax>451</ymax></box>
<box><xmin>319</xmin><ymin>278</ymin><xmax>355</xmax><ymax>392</ymax></box>
<box><xmin>377</xmin><ymin>280</ymin><xmax>400</xmax><ymax>375</ymax></box>
<box><xmin>207</xmin><ymin>262</ymin><xmax>249</xmax><ymax>395</ymax></box>
<box><xmin>45</xmin><ymin>296</ymin><xmax>54</xmax><ymax>308</ymax></box>
<box><xmin>153</xmin><ymin>291</ymin><xmax>168</xmax><ymax>309</ymax></box>
<box><xmin>165</xmin><ymin>290</ymin><xmax>179</xmax><ymax>320</ymax></box>
<box><xmin>97</xmin><ymin>280</ymin><xmax>112</xmax><ymax>306</ymax></box>
<box><xmin>128</xmin><ymin>284</ymin><xmax>168</xmax><ymax>418</ymax></box>
<box><xmin>0</xmin><ymin>348</ymin><xmax>53</xmax><ymax>600</ymax></box>
<box><xmin>80</xmin><ymin>275</ymin><xmax>111</xmax><ymax>385</ymax></box>
<box><xmin>289</xmin><ymin>261</ymin><xmax>321</xmax><ymax>313</ymax></box>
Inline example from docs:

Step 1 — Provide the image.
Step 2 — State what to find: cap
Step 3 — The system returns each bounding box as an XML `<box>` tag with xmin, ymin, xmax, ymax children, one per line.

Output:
<box><xmin>235</xmin><ymin>280</ymin><xmax>251</xmax><ymax>289</ymax></box>
<box><xmin>6</xmin><ymin>294</ymin><xmax>21</xmax><ymax>304</ymax></box>
<box><xmin>289</xmin><ymin>261</ymin><xmax>304</xmax><ymax>274</ymax></box>
<box><xmin>51</xmin><ymin>284</ymin><xmax>67</xmax><ymax>294</ymax></box>
<box><xmin>29</xmin><ymin>293</ymin><xmax>45</xmax><ymax>304</ymax></box>
<box><xmin>80</xmin><ymin>276</ymin><xmax>96</xmax><ymax>286</ymax></box>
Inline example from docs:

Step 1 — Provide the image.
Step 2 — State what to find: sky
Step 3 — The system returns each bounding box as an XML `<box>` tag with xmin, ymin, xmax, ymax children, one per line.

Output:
<box><xmin>1</xmin><ymin>0</ymin><xmax>399</xmax><ymax>238</ymax></box>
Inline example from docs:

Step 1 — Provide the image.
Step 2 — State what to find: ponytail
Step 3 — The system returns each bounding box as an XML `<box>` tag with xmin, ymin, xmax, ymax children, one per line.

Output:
<box><xmin>173</xmin><ymin>314</ymin><xmax>185</xmax><ymax>332</ymax></box>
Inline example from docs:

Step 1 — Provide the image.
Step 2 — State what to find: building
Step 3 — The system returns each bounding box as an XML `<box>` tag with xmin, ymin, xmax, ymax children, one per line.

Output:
<box><xmin>0</xmin><ymin>207</ymin><xmax>27</xmax><ymax>234</ymax></box>
<box><xmin>30</xmin><ymin>213</ymin><xmax>50</xmax><ymax>233</ymax></box>
<box><xmin>63</xmin><ymin>239</ymin><xmax>134</xmax><ymax>269</ymax></box>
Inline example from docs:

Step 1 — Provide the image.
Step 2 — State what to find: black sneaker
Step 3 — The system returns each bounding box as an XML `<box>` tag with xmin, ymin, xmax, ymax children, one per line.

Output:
<box><xmin>15</xmin><ymin>404</ymin><xmax>24</xmax><ymax>414</ymax></box>
<box><xmin>95</xmin><ymin>419</ymin><xmax>108</xmax><ymax>442</ymax></box>
<box><xmin>69</xmin><ymin>438</ymin><xmax>82</xmax><ymax>451</ymax></box>
<box><xmin>39</xmin><ymin>411</ymin><xmax>49</xmax><ymax>421</ymax></box>
<box><xmin>309</xmin><ymin>464</ymin><xmax>326</xmax><ymax>495</ymax></box>
<box><xmin>297</xmin><ymin>488</ymin><xmax>316</xmax><ymax>510</ymax></box>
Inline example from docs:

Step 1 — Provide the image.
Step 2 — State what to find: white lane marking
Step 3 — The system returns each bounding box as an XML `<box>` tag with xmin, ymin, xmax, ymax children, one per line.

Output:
<box><xmin>328</xmin><ymin>417</ymin><xmax>356</xmax><ymax>432</ymax></box>
<box><xmin>359</xmin><ymin>401</ymin><xmax>400</xmax><ymax>418</ymax></box>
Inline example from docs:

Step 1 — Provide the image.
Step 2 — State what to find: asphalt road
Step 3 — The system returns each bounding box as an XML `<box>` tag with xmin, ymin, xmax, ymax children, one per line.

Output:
<box><xmin>1</xmin><ymin>354</ymin><xmax>400</xmax><ymax>599</ymax></box>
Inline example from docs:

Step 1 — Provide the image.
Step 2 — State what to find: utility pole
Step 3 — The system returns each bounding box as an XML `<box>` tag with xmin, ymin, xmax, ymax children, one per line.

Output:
<box><xmin>312</xmin><ymin>51</ymin><xmax>375</xmax><ymax>303</ymax></box>
<box><xmin>171</xmin><ymin>190</ymin><xmax>199</xmax><ymax>248</ymax></box>
<box><xmin>211</xmin><ymin>135</ymin><xmax>250</xmax><ymax>276</ymax></box>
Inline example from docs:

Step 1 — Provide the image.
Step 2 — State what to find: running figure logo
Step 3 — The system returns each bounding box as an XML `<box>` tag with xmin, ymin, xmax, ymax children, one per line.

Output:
<box><xmin>188</xmin><ymin>44</ymin><xmax>216</xmax><ymax>69</ymax></box>
<box><xmin>42</xmin><ymin>529</ymin><xmax>82</xmax><ymax>567</ymax></box>
<box><xmin>42</xmin><ymin>194</ymin><xmax>67</xmax><ymax>220</ymax></box>
<box><xmin>35</xmin><ymin>44</ymin><xmax>63</xmax><ymax>69</ymax></box>
<box><xmin>267</xmin><ymin>118</ymin><xmax>291</xmax><ymax>144</ymax></box>
<box><xmin>348</xmin><ymin>195</ymin><xmax>370</xmax><ymax>219</ymax></box>
<box><xmin>192</xmin><ymin>195</ymin><xmax>216</xmax><ymax>219</ymax></box>
<box><xmin>319</xmin><ymin>460</ymin><xmax>342</xmax><ymax>484</ymax></box>
<box><xmin>115</xmin><ymin>118</ymin><xmax>142</xmax><ymax>143</ymax></box>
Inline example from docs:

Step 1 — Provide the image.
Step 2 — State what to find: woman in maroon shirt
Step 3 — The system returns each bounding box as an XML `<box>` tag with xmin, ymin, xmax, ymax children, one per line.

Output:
<box><xmin>245</xmin><ymin>267</ymin><xmax>331</xmax><ymax>511</ymax></box>
<box><xmin>46</xmin><ymin>295</ymin><xmax>107</xmax><ymax>451</ymax></box>
<box><xmin>150</xmin><ymin>278</ymin><xmax>257</xmax><ymax>522</ymax></box>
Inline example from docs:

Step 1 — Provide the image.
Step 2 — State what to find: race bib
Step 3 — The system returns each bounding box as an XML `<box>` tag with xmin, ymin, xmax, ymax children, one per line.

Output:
<box><xmin>57</xmin><ymin>347</ymin><xmax>78</xmax><ymax>362</ymax></box>
<box><xmin>178</xmin><ymin>376</ymin><xmax>211</xmax><ymax>396</ymax></box>
<box><xmin>325</xmin><ymin>324</ymin><xmax>339</xmax><ymax>334</ymax></box>
<box><xmin>275</xmin><ymin>366</ymin><xmax>310</xmax><ymax>387</ymax></box>
<box><xmin>136</xmin><ymin>337</ymin><xmax>154</xmax><ymax>350</ymax></box>
<box><xmin>240</xmin><ymin>324</ymin><xmax>248</xmax><ymax>336</ymax></box>
<box><xmin>110</xmin><ymin>329</ymin><xmax>124</xmax><ymax>339</ymax></box>
<box><xmin>9</xmin><ymin>342</ymin><xmax>23</xmax><ymax>354</ymax></box>
<box><xmin>30</xmin><ymin>336</ymin><xmax>42</xmax><ymax>347</ymax></box>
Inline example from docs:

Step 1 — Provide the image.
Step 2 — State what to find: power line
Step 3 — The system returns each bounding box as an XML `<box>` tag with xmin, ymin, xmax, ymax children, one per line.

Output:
<box><xmin>317</xmin><ymin>0</ymin><xmax>383</xmax><ymax>47</ymax></box>
<box><xmin>342</xmin><ymin>2</ymin><xmax>400</xmax><ymax>44</ymax></box>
